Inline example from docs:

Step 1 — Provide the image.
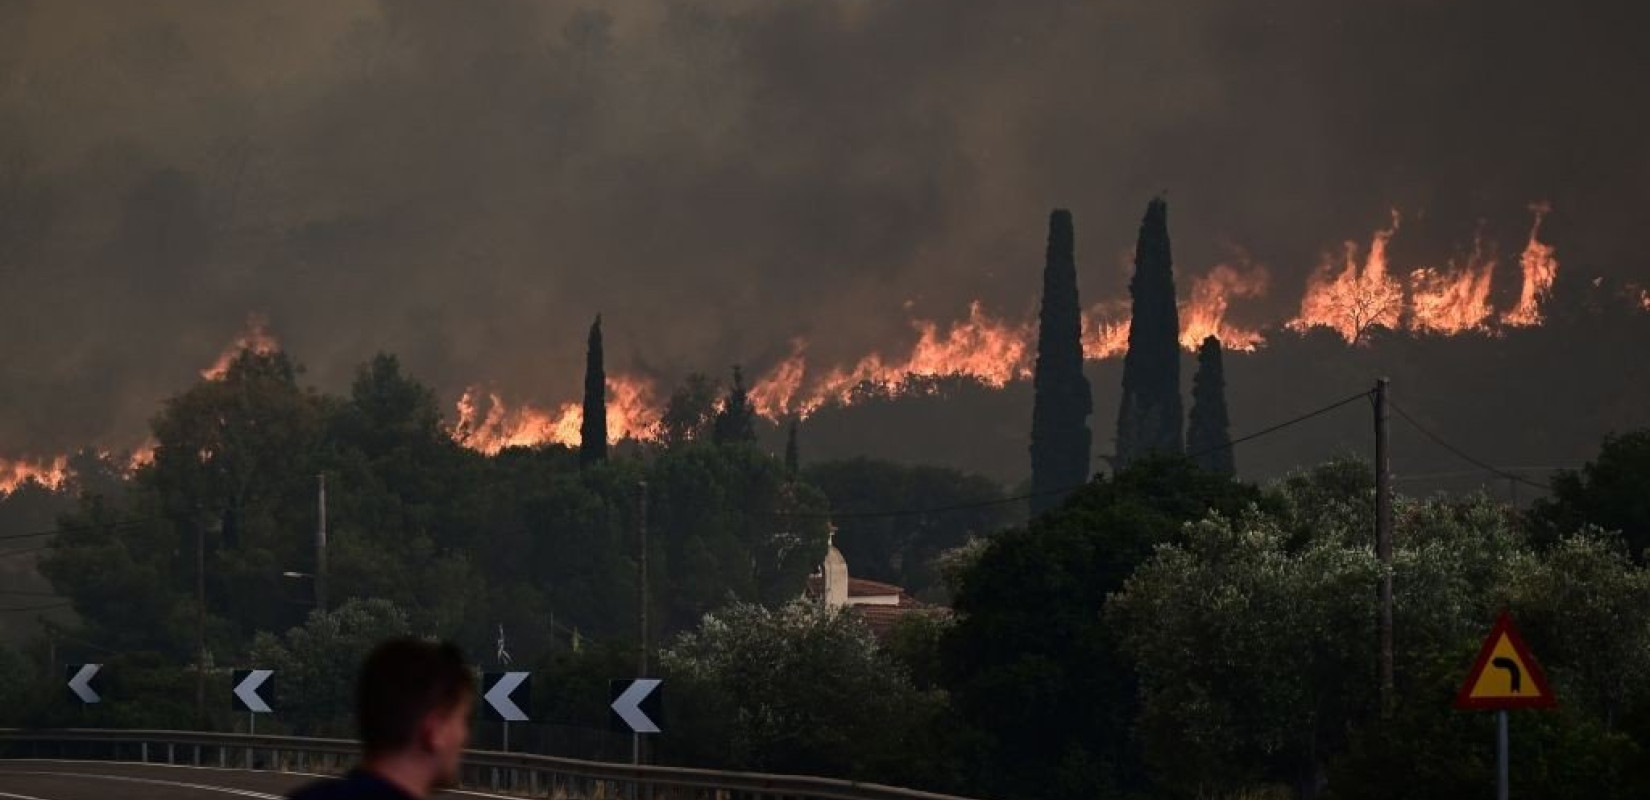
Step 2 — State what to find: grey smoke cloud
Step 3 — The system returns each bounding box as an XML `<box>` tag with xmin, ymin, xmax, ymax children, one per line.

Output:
<box><xmin>1</xmin><ymin>0</ymin><xmax>1645</xmax><ymax>457</ymax></box>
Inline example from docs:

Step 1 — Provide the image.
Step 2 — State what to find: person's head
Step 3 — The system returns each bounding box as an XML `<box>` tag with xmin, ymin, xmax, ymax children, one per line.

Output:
<box><xmin>356</xmin><ymin>639</ymin><xmax>474</xmax><ymax>787</ymax></box>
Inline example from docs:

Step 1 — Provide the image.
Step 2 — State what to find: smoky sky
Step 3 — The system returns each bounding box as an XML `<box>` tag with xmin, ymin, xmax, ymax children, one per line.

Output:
<box><xmin>1</xmin><ymin>0</ymin><xmax>1646</xmax><ymax>457</ymax></box>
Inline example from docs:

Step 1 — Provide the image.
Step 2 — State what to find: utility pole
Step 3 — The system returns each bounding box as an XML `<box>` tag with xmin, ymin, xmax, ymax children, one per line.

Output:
<box><xmin>634</xmin><ymin>480</ymin><xmax>649</xmax><ymax>768</ymax></box>
<box><xmin>1374</xmin><ymin>378</ymin><xmax>1394</xmax><ymax>718</ymax></box>
<box><xmin>196</xmin><ymin>518</ymin><xmax>207</xmax><ymax>728</ymax></box>
<box><xmin>316</xmin><ymin>474</ymin><xmax>328</xmax><ymax>611</ymax></box>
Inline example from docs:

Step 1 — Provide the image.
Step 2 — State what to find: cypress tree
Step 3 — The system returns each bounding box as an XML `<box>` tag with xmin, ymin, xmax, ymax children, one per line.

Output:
<box><xmin>1029</xmin><ymin>209</ymin><xmax>1093</xmax><ymax>516</ymax></box>
<box><xmin>1115</xmin><ymin>198</ymin><xmax>1184</xmax><ymax>468</ymax></box>
<box><xmin>579</xmin><ymin>314</ymin><xmax>606</xmax><ymax>467</ymax></box>
<box><xmin>713</xmin><ymin>365</ymin><xmax>758</xmax><ymax>445</ymax></box>
<box><xmin>1187</xmin><ymin>335</ymin><xmax>1235</xmax><ymax>475</ymax></box>
<box><xmin>785</xmin><ymin>418</ymin><xmax>800</xmax><ymax>475</ymax></box>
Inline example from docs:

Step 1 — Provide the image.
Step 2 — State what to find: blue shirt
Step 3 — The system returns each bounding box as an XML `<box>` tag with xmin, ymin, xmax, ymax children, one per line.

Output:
<box><xmin>286</xmin><ymin>769</ymin><xmax>419</xmax><ymax>800</ymax></box>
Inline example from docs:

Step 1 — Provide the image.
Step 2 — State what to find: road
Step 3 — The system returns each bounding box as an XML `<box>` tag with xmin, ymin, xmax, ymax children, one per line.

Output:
<box><xmin>0</xmin><ymin>760</ymin><xmax>517</xmax><ymax>799</ymax></box>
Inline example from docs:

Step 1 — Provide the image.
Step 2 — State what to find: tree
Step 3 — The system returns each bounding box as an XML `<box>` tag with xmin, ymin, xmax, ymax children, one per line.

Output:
<box><xmin>1116</xmin><ymin>197</ymin><xmax>1184</xmax><ymax>468</ymax></box>
<box><xmin>1029</xmin><ymin>209</ymin><xmax>1093</xmax><ymax>516</ymax></box>
<box><xmin>660</xmin><ymin>599</ymin><xmax>935</xmax><ymax>780</ymax></box>
<box><xmin>1187</xmin><ymin>335</ymin><xmax>1235</xmax><ymax>475</ymax></box>
<box><xmin>941</xmin><ymin>458</ymin><xmax>1262</xmax><ymax>799</ymax></box>
<box><xmin>658</xmin><ymin>373</ymin><xmax>719</xmax><ymax>448</ymax></box>
<box><xmin>713</xmin><ymin>366</ymin><xmax>758</xmax><ymax>445</ymax></box>
<box><xmin>248</xmin><ymin>598</ymin><xmax>412</xmax><ymax>736</ymax></box>
<box><xmin>1531</xmin><ymin>430</ymin><xmax>1650</xmax><ymax>561</ymax></box>
<box><xmin>580</xmin><ymin>315</ymin><xmax>607</xmax><ymax>468</ymax></box>
<box><xmin>785</xmin><ymin>419</ymin><xmax>800</xmax><ymax>476</ymax></box>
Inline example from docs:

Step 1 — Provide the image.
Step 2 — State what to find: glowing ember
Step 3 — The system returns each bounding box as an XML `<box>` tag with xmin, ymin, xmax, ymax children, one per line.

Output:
<box><xmin>201</xmin><ymin>313</ymin><xmax>280</xmax><ymax>380</ymax></box>
<box><xmin>1289</xmin><ymin>211</ymin><xmax>1405</xmax><ymax>344</ymax></box>
<box><xmin>1178</xmin><ymin>261</ymin><xmax>1269</xmax><ymax>351</ymax></box>
<box><xmin>1408</xmin><ymin>234</ymin><xmax>1496</xmax><ymax>335</ymax></box>
<box><xmin>0</xmin><ymin>455</ymin><xmax>69</xmax><ymax>495</ymax></box>
<box><xmin>1500</xmin><ymin>203</ymin><xmax>1559</xmax><ymax>327</ymax></box>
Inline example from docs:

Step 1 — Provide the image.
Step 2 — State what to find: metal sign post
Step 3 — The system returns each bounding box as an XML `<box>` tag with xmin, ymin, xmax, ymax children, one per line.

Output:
<box><xmin>1455</xmin><ymin>611</ymin><xmax>1556</xmax><ymax>800</ymax></box>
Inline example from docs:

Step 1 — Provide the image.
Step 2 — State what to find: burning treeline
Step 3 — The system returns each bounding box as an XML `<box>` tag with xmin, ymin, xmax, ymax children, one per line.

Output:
<box><xmin>0</xmin><ymin>201</ymin><xmax>1612</xmax><ymax>485</ymax></box>
<box><xmin>449</xmin><ymin>202</ymin><xmax>1571</xmax><ymax>454</ymax></box>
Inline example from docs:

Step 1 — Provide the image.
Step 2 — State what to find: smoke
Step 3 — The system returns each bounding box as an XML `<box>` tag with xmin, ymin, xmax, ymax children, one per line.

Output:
<box><xmin>1</xmin><ymin>0</ymin><xmax>1646</xmax><ymax>457</ymax></box>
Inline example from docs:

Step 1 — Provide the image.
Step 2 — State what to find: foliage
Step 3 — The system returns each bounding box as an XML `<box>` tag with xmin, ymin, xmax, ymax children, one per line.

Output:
<box><xmin>1531</xmin><ymin>430</ymin><xmax>1650</xmax><ymax>561</ymax></box>
<box><xmin>1187</xmin><ymin>335</ymin><xmax>1235</xmax><ymax>475</ymax></box>
<box><xmin>1116</xmin><ymin>197</ymin><xmax>1184</xmax><ymax>467</ymax></box>
<box><xmin>660</xmin><ymin>600</ymin><xmax>936</xmax><ymax>781</ymax></box>
<box><xmin>248</xmin><ymin>598</ymin><xmax>412</xmax><ymax>736</ymax></box>
<box><xmin>1029</xmin><ymin>208</ymin><xmax>1093</xmax><ymax>516</ymax></box>
<box><xmin>712</xmin><ymin>366</ymin><xmax>757</xmax><ymax>445</ymax></box>
<box><xmin>581</xmin><ymin>315</ymin><xmax>607</xmax><ymax>467</ymax></box>
<box><xmin>941</xmin><ymin>457</ymin><xmax>1262</xmax><ymax>799</ymax></box>
<box><xmin>657</xmin><ymin>373</ymin><xmax>719</xmax><ymax>448</ymax></box>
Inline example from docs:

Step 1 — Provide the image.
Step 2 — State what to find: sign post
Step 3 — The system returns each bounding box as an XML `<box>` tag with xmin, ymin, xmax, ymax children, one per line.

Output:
<box><xmin>482</xmin><ymin>671</ymin><xmax>531</xmax><ymax>753</ymax></box>
<box><xmin>1455</xmin><ymin>610</ymin><xmax>1556</xmax><ymax>800</ymax></box>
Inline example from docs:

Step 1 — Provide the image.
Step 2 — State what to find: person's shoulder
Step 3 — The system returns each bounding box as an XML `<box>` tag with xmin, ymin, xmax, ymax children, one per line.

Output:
<box><xmin>286</xmin><ymin>770</ymin><xmax>414</xmax><ymax>800</ymax></box>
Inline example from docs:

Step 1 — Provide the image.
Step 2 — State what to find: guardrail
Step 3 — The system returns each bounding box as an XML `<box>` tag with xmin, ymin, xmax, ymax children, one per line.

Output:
<box><xmin>0</xmin><ymin>728</ymin><xmax>980</xmax><ymax>800</ymax></box>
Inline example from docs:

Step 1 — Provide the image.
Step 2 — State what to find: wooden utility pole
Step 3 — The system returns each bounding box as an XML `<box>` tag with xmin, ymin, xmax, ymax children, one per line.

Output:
<box><xmin>634</xmin><ymin>480</ymin><xmax>649</xmax><ymax>767</ymax></box>
<box><xmin>316</xmin><ymin>474</ymin><xmax>328</xmax><ymax>611</ymax></box>
<box><xmin>196</xmin><ymin>518</ymin><xmax>207</xmax><ymax>727</ymax></box>
<box><xmin>1375</xmin><ymin>378</ymin><xmax>1394</xmax><ymax>717</ymax></box>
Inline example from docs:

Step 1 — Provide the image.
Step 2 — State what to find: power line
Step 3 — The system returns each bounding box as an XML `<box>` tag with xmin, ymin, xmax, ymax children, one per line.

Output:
<box><xmin>0</xmin><ymin>601</ymin><xmax>69</xmax><ymax>614</ymax></box>
<box><xmin>0</xmin><ymin>544</ymin><xmax>52</xmax><ymax>560</ymax></box>
<box><xmin>0</xmin><ymin>516</ymin><xmax>159</xmax><ymax>542</ymax></box>
<box><xmin>1389</xmin><ymin>401</ymin><xmax>1550</xmax><ymax>490</ymax></box>
<box><xmin>776</xmin><ymin>387</ymin><xmax>1374</xmax><ymax>520</ymax></box>
<box><xmin>0</xmin><ymin>588</ymin><xmax>60</xmax><ymax>597</ymax></box>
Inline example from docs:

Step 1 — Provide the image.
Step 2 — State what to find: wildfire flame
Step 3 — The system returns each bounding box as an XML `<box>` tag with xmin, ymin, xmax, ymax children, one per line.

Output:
<box><xmin>3</xmin><ymin>205</ymin><xmax>1576</xmax><ymax>464</ymax></box>
<box><xmin>450</xmin><ymin>376</ymin><xmax>659</xmax><ymax>454</ymax></box>
<box><xmin>1290</xmin><ymin>204</ymin><xmax>1559</xmax><ymax>343</ymax></box>
<box><xmin>1501</xmin><ymin>203</ymin><xmax>1558</xmax><ymax>327</ymax></box>
<box><xmin>1179</xmin><ymin>262</ymin><xmax>1269</xmax><ymax>351</ymax></box>
<box><xmin>201</xmin><ymin>313</ymin><xmax>280</xmax><ymax>380</ymax></box>
<box><xmin>1408</xmin><ymin>233</ymin><xmax>1496</xmax><ymax>335</ymax></box>
<box><xmin>0</xmin><ymin>455</ymin><xmax>70</xmax><ymax>494</ymax></box>
<box><xmin>1289</xmin><ymin>211</ymin><xmax>1405</xmax><ymax>344</ymax></box>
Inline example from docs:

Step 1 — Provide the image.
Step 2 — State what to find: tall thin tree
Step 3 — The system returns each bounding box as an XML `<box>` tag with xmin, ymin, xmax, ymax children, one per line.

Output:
<box><xmin>1115</xmin><ymin>197</ymin><xmax>1184</xmax><ymax>468</ymax></box>
<box><xmin>580</xmin><ymin>314</ymin><xmax>607</xmax><ymax>467</ymax></box>
<box><xmin>713</xmin><ymin>365</ymin><xmax>758</xmax><ymax>445</ymax></box>
<box><xmin>1187</xmin><ymin>335</ymin><xmax>1235</xmax><ymax>475</ymax></box>
<box><xmin>1029</xmin><ymin>209</ymin><xmax>1093</xmax><ymax>516</ymax></box>
<box><xmin>785</xmin><ymin>418</ymin><xmax>800</xmax><ymax>476</ymax></box>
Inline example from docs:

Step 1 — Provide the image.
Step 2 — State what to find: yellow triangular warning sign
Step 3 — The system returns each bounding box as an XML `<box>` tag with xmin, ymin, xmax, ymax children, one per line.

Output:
<box><xmin>1455</xmin><ymin>611</ymin><xmax>1557</xmax><ymax>710</ymax></box>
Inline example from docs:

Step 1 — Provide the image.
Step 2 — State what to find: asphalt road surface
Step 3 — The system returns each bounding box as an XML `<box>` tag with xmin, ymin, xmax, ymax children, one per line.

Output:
<box><xmin>0</xmin><ymin>760</ymin><xmax>518</xmax><ymax>799</ymax></box>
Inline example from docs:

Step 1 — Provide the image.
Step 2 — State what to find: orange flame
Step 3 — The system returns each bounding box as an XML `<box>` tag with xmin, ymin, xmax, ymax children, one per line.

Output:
<box><xmin>1500</xmin><ymin>203</ymin><xmax>1558</xmax><ymax>327</ymax></box>
<box><xmin>0</xmin><ymin>455</ymin><xmax>69</xmax><ymax>495</ymax></box>
<box><xmin>201</xmin><ymin>313</ymin><xmax>280</xmax><ymax>380</ymax></box>
<box><xmin>1081</xmin><ymin>300</ymin><xmax>1132</xmax><ymax>360</ymax></box>
<box><xmin>748</xmin><ymin>302</ymin><xmax>1035</xmax><ymax>418</ymax></box>
<box><xmin>1289</xmin><ymin>211</ymin><xmax>1405</xmax><ymax>344</ymax></box>
<box><xmin>1179</xmin><ymin>261</ymin><xmax>1269</xmax><ymax>351</ymax></box>
<box><xmin>1407</xmin><ymin>233</ymin><xmax>1497</xmax><ymax>335</ymax></box>
<box><xmin>450</xmin><ymin>376</ymin><xmax>659</xmax><ymax>453</ymax></box>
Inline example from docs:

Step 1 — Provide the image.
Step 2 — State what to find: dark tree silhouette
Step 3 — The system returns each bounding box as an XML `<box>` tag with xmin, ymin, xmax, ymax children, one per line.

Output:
<box><xmin>580</xmin><ymin>314</ymin><xmax>607</xmax><ymax>467</ymax></box>
<box><xmin>1116</xmin><ymin>198</ymin><xmax>1184</xmax><ymax>467</ymax></box>
<box><xmin>1029</xmin><ymin>209</ymin><xmax>1093</xmax><ymax>516</ymax></box>
<box><xmin>785</xmin><ymin>419</ymin><xmax>800</xmax><ymax>475</ymax></box>
<box><xmin>1187</xmin><ymin>336</ymin><xmax>1235</xmax><ymax>475</ymax></box>
<box><xmin>713</xmin><ymin>365</ymin><xmax>758</xmax><ymax>445</ymax></box>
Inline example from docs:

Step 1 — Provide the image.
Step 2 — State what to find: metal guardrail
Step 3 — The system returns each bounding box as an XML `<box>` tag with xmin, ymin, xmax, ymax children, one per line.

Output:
<box><xmin>0</xmin><ymin>728</ymin><xmax>980</xmax><ymax>800</ymax></box>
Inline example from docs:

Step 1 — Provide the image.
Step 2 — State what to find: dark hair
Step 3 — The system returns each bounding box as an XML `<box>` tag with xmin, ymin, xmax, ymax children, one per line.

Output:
<box><xmin>356</xmin><ymin>639</ymin><xmax>474</xmax><ymax>756</ymax></box>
